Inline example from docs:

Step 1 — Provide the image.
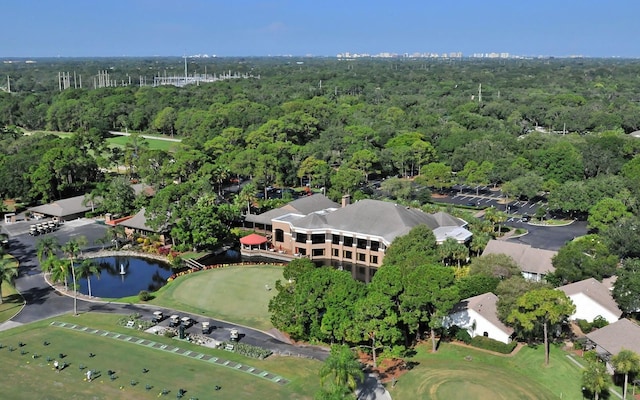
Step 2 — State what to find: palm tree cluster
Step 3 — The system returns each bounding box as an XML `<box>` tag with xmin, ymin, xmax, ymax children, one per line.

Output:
<box><xmin>36</xmin><ymin>236</ymin><xmax>100</xmax><ymax>315</ymax></box>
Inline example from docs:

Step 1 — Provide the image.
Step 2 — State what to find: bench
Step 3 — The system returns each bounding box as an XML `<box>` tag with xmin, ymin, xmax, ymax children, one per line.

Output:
<box><xmin>125</xmin><ymin>320</ymin><xmax>135</xmax><ymax>328</ymax></box>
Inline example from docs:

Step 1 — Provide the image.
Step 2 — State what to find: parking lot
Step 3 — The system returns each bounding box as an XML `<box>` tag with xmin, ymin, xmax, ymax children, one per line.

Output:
<box><xmin>434</xmin><ymin>185</ymin><xmax>545</xmax><ymax>218</ymax></box>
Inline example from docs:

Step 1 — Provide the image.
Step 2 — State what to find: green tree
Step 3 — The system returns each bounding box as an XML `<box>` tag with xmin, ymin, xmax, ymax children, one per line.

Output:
<box><xmin>349</xmin><ymin>290</ymin><xmax>402</xmax><ymax>368</ymax></box>
<box><xmin>587</xmin><ymin>198</ymin><xmax>631</xmax><ymax>232</ymax></box>
<box><xmin>469</xmin><ymin>253</ymin><xmax>521</xmax><ymax>280</ymax></box>
<box><xmin>348</xmin><ymin>149</ymin><xmax>378</xmax><ymax>182</ymax></box>
<box><xmin>76</xmin><ymin>259</ymin><xmax>100</xmax><ymax>298</ymax></box>
<box><xmin>319</xmin><ymin>344</ymin><xmax>364</xmax><ymax>395</ymax></box>
<box><xmin>456</xmin><ymin>274</ymin><xmax>500</xmax><ymax>299</ymax></box>
<box><xmin>416</xmin><ymin>162</ymin><xmax>453</xmax><ymax>192</ymax></box>
<box><xmin>152</xmin><ymin>106</ymin><xmax>177</xmax><ymax>136</ymax></box>
<box><xmin>613</xmin><ymin>258</ymin><xmax>640</xmax><ymax>314</ymax></box>
<box><xmin>0</xmin><ymin>257</ymin><xmax>17</xmax><ymax>304</ymax></box>
<box><xmin>36</xmin><ymin>236</ymin><xmax>60</xmax><ymax>263</ymax></box>
<box><xmin>235</xmin><ymin>182</ymin><xmax>258</xmax><ymax>216</ymax></box>
<box><xmin>550</xmin><ymin>234</ymin><xmax>617</xmax><ymax>285</ymax></box>
<box><xmin>382</xmin><ymin>224</ymin><xmax>438</xmax><ymax>268</ymax></box>
<box><xmin>582</xmin><ymin>354</ymin><xmax>611</xmax><ymax>400</ymax></box>
<box><xmin>611</xmin><ymin>349</ymin><xmax>640</xmax><ymax>400</ymax></box>
<box><xmin>61</xmin><ymin>239</ymin><xmax>81</xmax><ymax>316</ymax></box>
<box><xmin>507</xmin><ymin>288</ymin><xmax>575</xmax><ymax>365</ymax></box>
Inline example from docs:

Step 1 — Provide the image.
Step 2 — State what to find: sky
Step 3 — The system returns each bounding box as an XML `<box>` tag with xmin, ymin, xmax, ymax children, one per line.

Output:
<box><xmin>3</xmin><ymin>0</ymin><xmax>640</xmax><ymax>58</ymax></box>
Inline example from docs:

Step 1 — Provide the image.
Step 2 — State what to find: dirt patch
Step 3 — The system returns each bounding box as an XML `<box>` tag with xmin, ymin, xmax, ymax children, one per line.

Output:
<box><xmin>358</xmin><ymin>352</ymin><xmax>409</xmax><ymax>384</ymax></box>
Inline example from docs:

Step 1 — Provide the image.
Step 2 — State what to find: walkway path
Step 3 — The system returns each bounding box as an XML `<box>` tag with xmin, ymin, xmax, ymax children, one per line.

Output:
<box><xmin>109</xmin><ymin>130</ymin><xmax>182</xmax><ymax>142</ymax></box>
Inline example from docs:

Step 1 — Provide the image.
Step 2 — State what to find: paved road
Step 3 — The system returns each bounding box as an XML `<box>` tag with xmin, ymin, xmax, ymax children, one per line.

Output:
<box><xmin>505</xmin><ymin>220</ymin><xmax>588</xmax><ymax>251</ymax></box>
<box><xmin>109</xmin><ymin>130</ymin><xmax>182</xmax><ymax>142</ymax></box>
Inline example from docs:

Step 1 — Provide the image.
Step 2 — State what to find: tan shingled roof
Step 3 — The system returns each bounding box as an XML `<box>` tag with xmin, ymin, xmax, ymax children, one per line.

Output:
<box><xmin>558</xmin><ymin>278</ymin><xmax>622</xmax><ymax>319</ymax></box>
<box><xmin>586</xmin><ymin>319</ymin><xmax>640</xmax><ymax>356</ymax></box>
<box><xmin>482</xmin><ymin>240</ymin><xmax>556</xmax><ymax>275</ymax></box>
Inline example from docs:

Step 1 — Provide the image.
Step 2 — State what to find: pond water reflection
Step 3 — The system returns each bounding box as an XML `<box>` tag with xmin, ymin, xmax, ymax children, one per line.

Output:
<box><xmin>76</xmin><ymin>256</ymin><xmax>173</xmax><ymax>298</ymax></box>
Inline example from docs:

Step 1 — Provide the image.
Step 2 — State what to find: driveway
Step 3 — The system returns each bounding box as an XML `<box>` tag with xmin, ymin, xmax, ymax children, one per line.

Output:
<box><xmin>505</xmin><ymin>220</ymin><xmax>588</xmax><ymax>251</ymax></box>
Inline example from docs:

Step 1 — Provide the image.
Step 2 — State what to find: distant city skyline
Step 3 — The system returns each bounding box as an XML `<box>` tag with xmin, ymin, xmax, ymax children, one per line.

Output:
<box><xmin>3</xmin><ymin>0</ymin><xmax>640</xmax><ymax>58</ymax></box>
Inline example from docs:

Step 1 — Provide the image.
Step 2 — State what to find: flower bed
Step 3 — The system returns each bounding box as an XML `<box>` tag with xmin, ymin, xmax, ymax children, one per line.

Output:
<box><xmin>167</xmin><ymin>261</ymin><xmax>287</xmax><ymax>282</ymax></box>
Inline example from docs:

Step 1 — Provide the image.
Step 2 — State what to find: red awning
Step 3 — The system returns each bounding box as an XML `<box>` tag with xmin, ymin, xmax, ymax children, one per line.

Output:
<box><xmin>240</xmin><ymin>233</ymin><xmax>268</xmax><ymax>246</ymax></box>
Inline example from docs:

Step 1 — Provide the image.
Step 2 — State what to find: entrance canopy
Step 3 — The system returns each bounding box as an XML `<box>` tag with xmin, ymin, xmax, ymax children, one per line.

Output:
<box><xmin>240</xmin><ymin>233</ymin><xmax>268</xmax><ymax>246</ymax></box>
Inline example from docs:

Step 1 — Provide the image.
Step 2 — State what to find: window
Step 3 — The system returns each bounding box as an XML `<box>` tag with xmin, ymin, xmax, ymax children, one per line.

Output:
<box><xmin>358</xmin><ymin>267</ymin><xmax>365</xmax><ymax>275</ymax></box>
<box><xmin>332</xmin><ymin>248</ymin><xmax>339</xmax><ymax>257</ymax></box>
<box><xmin>297</xmin><ymin>248</ymin><xmax>306</xmax><ymax>256</ymax></box>
<box><xmin>358</xmin><ymin>253</ymin><xmax>366</xmax><ymax>262</ymax></box>
<box><xmin>357</xmin><ymin>238</ymin><xmax>367</xmax><ymax>249</ymax></box>
<box><xmin>311</xmin><ymin>234</ymin><xmax>325</xmax><ymax>244</ymax></box>
<box><xmin>343</xmin><ymin>250</ymin><xmax>352</xmax><ymax>259</ymax></box>
<box><xmin>370</xmin><ymin>241</ymin><xmax>380</xmax><ymax>252</ymax></box>
<box><xmin>370</xmin><ymin>255</ymin><xmax>378</xmax><ymax>264</ymax></box>
<box><xmin>370</xmin><ymin>268</ymin><xmax>377</xmax><ymax>278</ymax></box>
<box><xmin>332</xmin><ymin>234</ymin><xmax>340</xmax><ymax>245</ymax></box>
<box><xmin>343</xmin><ymin>236</ymin><xmax>354</xmax><ymax>247</ymax></box>
<box><xmin>275</xmin><ymin>229</ymin><xmax>284</xmax><ymax>242</ymax></box>
<box><xmin>296</xmin><ymin>233</ymin><xmax>306</xmax><ymax>243</ymax></box>
<box><xmin>312</xmin><ymin>248</ymin><xmax>325</xmax><ymax>257</ymax></box>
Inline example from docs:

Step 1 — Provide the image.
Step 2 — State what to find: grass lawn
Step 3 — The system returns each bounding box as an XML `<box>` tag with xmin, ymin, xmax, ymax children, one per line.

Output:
<box><xmin>106</xmin><ymin>135</ymin><xmax>183</xmax><ymax>152</ymax></box>
<box><xmin>143</xmin><ymin>265</ymin><xmax>284</xmax><ymax>332</ymax></box>
<box><xmin>391</xmin><ymin>342</ymin><xmax>585</xmax><ymax>400</ymax></box>
<box><xmin>0</xmin><ymin>313</ymin><xmax>321</xmax><ymax>400</ymax></box>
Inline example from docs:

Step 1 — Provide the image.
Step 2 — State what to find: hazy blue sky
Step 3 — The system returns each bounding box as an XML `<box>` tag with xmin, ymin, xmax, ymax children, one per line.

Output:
<box><xmin>3</xmin><ymin>0</ymin><xmax>639</xmax><ymax>58</ymax></box>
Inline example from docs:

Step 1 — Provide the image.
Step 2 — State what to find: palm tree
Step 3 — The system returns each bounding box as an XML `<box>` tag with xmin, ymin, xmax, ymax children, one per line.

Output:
<box><xmin>45</xmin><ymin>257</ymin><xmax>67</xmax><ymax>289</ymax></box>
<box><xmin>36</xmin><ymin>237</ymin><xmax>60</xmax><ymax>263</ymax></box>
<box><xmin>235</xmin><ymin>182</ymin><xmax>258</xmax><ymax>216</ymax></box>
<box><xmin>76</xmin><ymin>259</ymin><xmax>100</xmax><ymax>298</ymax></box>
<box><xmin>612</xmin><ymin>349</ymin><xmax>640</xmax><ymax>400</ymax></box>
<box><xmin>319</xmin><ymin>345</ymin><xmax>364</xmax><ymax>394</ymax></box>
<box><xmin>61</xmin><ymin>240</ymin><xmax>81</xmax><ymax>316</ymax></box>
<box><xmin>582</xmin><ymin>357</ymin><xmax>610</xmax><ymax>400</ymax></box>
<box><xmin>0</xmin><ymin>257</ymin><xmax>18</xmax><ymax>305</ymax></box>
<box><xmin>105</xmin><ymin>226</ymin><xmax>126</xmax><ymax>250</ymax></box>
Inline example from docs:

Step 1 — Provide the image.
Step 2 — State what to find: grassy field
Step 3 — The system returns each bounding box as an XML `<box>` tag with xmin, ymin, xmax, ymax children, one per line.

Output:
<box><xmin>0</xmin><ymin>313</ymin><xmax>321</xmax><ymax>400</ymax></box>
<box><xmin>106</xmin><ymin>135</ymin><xmax>183</xmax><ymax>152</ymax></box>
<box><xmin>143</xmin><ymin>265</ymin><xmax>284</xmax><ymax>332</ymax></box>
<box><xmin>392</xmin><ymin>342</ymin><xmax>585</xmax><ymax>400</ymax></box>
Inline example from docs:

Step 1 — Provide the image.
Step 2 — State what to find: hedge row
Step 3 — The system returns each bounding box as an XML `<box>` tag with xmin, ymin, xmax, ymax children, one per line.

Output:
<box><xmin>220</xmin><ymin>341</ymin><xmax>273</xmax><ymax>359</ymax></box>
<box><xmin>469</xmin><ymin>336</ymin><xmax>517</xmax><ymax>354</ymax></box>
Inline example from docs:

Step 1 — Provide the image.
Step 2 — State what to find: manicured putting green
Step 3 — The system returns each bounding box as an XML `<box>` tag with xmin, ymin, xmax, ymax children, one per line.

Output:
<box><xmin>151</xmin><ymin>265</ymin><xmax>284</xmax><ymax>331</ymax></box>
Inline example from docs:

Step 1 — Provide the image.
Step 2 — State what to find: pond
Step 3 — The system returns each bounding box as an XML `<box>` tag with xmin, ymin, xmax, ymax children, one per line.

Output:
<box><xmin>76</xmin><ymin>256</ymin><xmax>173</xmax><ymax>298</ymax></box>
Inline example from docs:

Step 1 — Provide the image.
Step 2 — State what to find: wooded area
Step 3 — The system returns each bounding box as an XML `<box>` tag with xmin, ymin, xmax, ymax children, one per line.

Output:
<box><xmin>3</xmin><ymin>56</ymin><xmax>640</xmax><ymax>374</ymax></box>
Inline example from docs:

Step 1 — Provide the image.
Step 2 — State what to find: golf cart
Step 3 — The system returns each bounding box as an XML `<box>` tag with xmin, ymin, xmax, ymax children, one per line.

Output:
<box><xmin>169</xmin><ymin>315</ymin><xmax>180</xmax><ymax>327</ymax></box>
<box><xmin>152</xmin><ymin>311</ymin><xmax>164</xmax><ymax>323</ymax></box>
<box><xmin>230</xmin><ymin>328</ymin><xmax>239</xmax><ymax>342</ymax></box>
<box><xmin>201</xmin><ymin>321</ymin><xmax>210</xmax><ymax>334</ymax></box>
<box><xmin>180</xmin><ymin>316</ymin><xmax>193</xmax><ymax>328</ymax></box>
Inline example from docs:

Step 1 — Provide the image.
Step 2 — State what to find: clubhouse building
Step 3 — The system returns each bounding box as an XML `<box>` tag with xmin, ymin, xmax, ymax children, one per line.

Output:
<box><xmin>244</xmin><ymin>194</ymin><xmax>472</xmax><ymax>281</ymax></box>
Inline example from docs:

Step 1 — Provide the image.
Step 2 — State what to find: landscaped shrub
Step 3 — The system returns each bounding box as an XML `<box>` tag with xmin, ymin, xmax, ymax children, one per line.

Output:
<box><xmin>220</xmin><ymin>342</ymin><xmax>272</xmax><ymax>359</ymax></box>
<box><xmin>591</xmin><ymin>316</ymin><xmax>609</xmax><ymax>330</ymax></box>
<box><xmin>576</xmin><ymin>319</ymin><xmax>591</xmax><ymax>333</ymax></box>
<box><xmin>576</xmin><ymin>317</ymin><xmax>609</xmax><ymax>334</ymax></box>
<box><xmin>469</xmin><ymin>336</ymin><xmax>517</xmax><ymax>354</ymax></box>
<box><xmin>455</xmin><ymin>328</ymin><xmax>472</xmax><ymax>344</ymax></box>
<box><xmin>138</xmin><ymin>290</ymin><xmax>152</xmax><ymax>301</ymax></box>
<box><xmin>447</xmin><ymin>326</ymin><xmax>472</xmax><ymax>344</ymax></box>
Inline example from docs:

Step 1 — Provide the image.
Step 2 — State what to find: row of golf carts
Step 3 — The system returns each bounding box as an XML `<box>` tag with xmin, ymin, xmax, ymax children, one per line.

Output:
<box><xmin>29</xmin><ymin>220</ymin><xmax>60</xmax><ymax>236</ymax></box>
<box><xmin>152</xmin><ymin>311</ymin><xmax>239</xmax><ymax>340</ymax></box>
